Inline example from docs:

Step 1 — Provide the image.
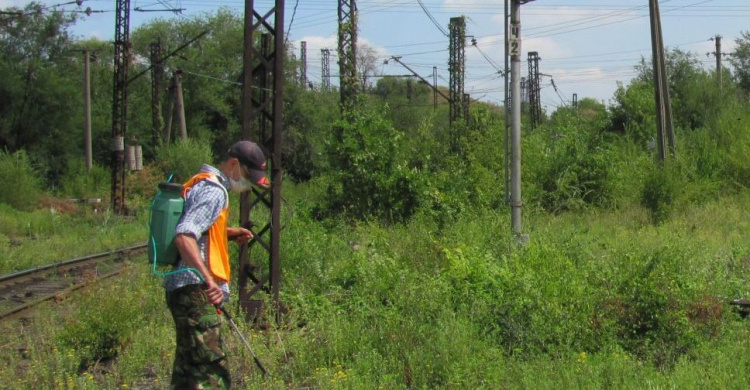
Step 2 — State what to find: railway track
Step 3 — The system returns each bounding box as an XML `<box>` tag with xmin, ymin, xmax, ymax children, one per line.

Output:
<box><xmin>0</xmin><ymin>243</ymin><xmax>148</xmax><ymax>321</ymax></box>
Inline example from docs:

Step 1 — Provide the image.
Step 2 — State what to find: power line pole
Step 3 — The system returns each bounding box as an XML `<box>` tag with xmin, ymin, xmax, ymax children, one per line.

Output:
<box><xmin>709</xmin><ymin>35</ymin><xmax>727</xmax><ymax>90</ymax></box>
<box><xmin>239</xmin><ymin>0</ymin><xmax>285</xmax><ymax>325</ymax></box>
<box><xmin>338</xmin><ymin>0</ymin><xmax>358</xmax><ymax>118</ymax></box>
<box><xmin>110</xmin><ymin>0</ymin><xmax>130</xmax><ymax>214</ymax></box>
<box><xmin>300</xmin><ymin>41</ymin><xmax>307</xmax><ymax>90</ymax></box>
<box><xmin>572</xmin><ymin>93</ymin><xmax>578</xmax><ymax>109</ymax></box>
<box><xmin>510</xmin><ymin>0</ymin><xmax>531</xmax><ymax>244</ymax></box>
<box><xmin>449</xmin><ymin>16</ymin><xmax>466</xmax><ymax>132</ymax></box>
<box><xmin>504</xmin><ymin>0</ymin><xmax>511</xmax><ymax>205</ymax></box>
<box><xmin>648</xmin><ymin>0</ymin><xmax>675</xmax><ymax>161</ymax></box>
<box><xmin>150</xmin><ymin>41</ymin><xmax>164</xmax><ymax>148</ymax></box>
<box><xmin>83</xmin><ymin>49</ymin><xmax>92</xmax><ymax>172</ymax></box>
<box><xmin>433</xmin><ymin>66</ymin><xmax>438</xmax><ymax>109</ymax></box>
<box><xmin>321</xmin><ymin>48</ymin><xmax>331</xmax><ymax>91</ymax></box>
<box><xmin>527</xmin><ymin>51</ymin><xmax>541</xmax><ymax>130</ymax></box>
<box><xmin>174</xmin><ymin>69</ymin><xmax>187</xmax><ymax>141</ymax></box>
<box><xmin>163</xmin><ymin>77</ymin><xmax>175</xmax><ymax>144</ymax></box>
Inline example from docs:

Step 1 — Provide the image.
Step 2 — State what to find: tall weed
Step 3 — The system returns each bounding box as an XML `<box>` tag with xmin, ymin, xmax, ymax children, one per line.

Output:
<box><xmin>0</xmin><ymin>149</ymin><xmax>43</xmax><ymax>210</ymax></box>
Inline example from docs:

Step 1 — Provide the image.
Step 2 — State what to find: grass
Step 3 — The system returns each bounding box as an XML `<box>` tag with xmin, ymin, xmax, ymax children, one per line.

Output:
<box><xmin>0</xmin><ymin>186</ymin><xmax>747</xmax><ymax>389</ymax></box>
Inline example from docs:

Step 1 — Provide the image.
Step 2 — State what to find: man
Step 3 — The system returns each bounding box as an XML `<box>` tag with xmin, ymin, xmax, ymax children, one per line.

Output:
<box><xmin>164</xmin><ymin>140</ymin><xmax>269</xmax><ymax>389</ymax></box>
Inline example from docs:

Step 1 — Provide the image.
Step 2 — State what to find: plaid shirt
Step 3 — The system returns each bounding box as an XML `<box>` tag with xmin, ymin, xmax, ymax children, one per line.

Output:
<box><xmin>163</xmin><ymin>164</ymin><xmax>231</xmax><ymax>299</ymax></box>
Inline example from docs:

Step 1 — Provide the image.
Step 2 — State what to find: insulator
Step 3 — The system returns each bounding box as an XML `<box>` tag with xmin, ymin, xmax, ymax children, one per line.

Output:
<box><xmin>135</xmin><ymin>145</ymin><xmax>143</xmax><ymax>171</ymax></box>
<box><xmin>127</xmin><ymin>146</ymin><xmax>136</xmax><ymax>171</ymax></box>
<box><xmin>111</xmin><ymin>136</ymin><xmax>124</xmax><ymax>151</ymax></box>
<box><xmin>76</xmin><ymin>0</ymin><xmax>84</xmax><ymax>6</ymax></box>
<box><xmin>85</xmin><ymin>7</ymin><xmax>92</xmax><ymax>16</ymax></box>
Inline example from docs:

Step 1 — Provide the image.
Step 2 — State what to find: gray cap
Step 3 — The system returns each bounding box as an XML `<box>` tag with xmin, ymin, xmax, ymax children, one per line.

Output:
<box><xmin>228</xmin><ymin>141</ymin><xmax>268</xmax><ymax>185</ymax></box>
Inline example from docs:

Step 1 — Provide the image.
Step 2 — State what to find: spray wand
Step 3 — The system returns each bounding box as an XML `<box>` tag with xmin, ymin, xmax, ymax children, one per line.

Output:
<box><xmin>215</xmin><ymin>303</ymin><xmax>268</xmax><ymax>376</ymax></box>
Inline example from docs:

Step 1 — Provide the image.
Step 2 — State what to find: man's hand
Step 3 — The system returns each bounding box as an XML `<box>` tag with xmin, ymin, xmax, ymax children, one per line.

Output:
<box><xmin>204</xmin><ymin>279</ymin><xmax>225</xmax><ymax>305</ymax></box>
<box><xmin>227</xmin><ymin>227</ymin><xmax>253</xmax><ymax>244</ymax></box>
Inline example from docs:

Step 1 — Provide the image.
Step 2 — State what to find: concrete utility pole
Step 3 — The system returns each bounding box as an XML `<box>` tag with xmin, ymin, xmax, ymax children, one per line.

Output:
<box><xmin>504</xmin><ymin>0</ymin><xmax>510</xmax><ymax>205</ymax></box>
<box><xmin>433</xmin><ymin>66</ymin><xmax>438</xmax><ymax>109</ymax></box>
<box><xmin>300</xmin><ymin>41</ymin><xmax>307</xmax><ymax>90</ymax></box>
<box><xmin>174</xmin><ymin>70</ymin><xmax>187</xmax><ymax>141</ymax></box>
<box><xmin>83</xmin><ymin>49</ymin><xmax>92</xmax><ymax>172</ymax></box>
<box><xmin>163</xmin><ymin>78</ymin><xmax>175</xmax><ymax>144</ymax></box>
<box><xmin>509</xmin><ymin>0</ymin><xmax>531</xmax><ymax>244</ymax></box>
<box><xmin>648</xmin><ymin>0</ymin><xmax>675</xmax><ymax>161</ymax></box>
<box><xmin>709</xmin><ymin>35</ymin><xmax>726</xmax><ymax>89</ymax></box>
<box><xmin>507</xmin><ymin>0</ymin><xmax>531</xmax><ymax>245</ymax></box>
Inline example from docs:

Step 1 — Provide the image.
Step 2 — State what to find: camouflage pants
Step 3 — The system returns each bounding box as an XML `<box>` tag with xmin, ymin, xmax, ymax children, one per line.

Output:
<box><xmin>166</xmin><ymin>284</ymin><xmax>231</xmax><ymax>390</ymax></box>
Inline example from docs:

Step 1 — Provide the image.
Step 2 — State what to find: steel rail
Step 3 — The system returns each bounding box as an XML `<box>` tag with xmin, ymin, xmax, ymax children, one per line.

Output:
<box><xmin>0</xmin><ymin>243</ymin><xmax>147</xmax><ymax>289</ymax></box>
<box><xmin>0</xmin><ymin>243</ymin><xmax>147</xmax><ymax>321</ymax></box>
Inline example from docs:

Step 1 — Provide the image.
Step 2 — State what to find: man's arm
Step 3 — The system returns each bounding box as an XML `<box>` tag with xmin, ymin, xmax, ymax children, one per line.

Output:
<box><xmin>174</xmin><ymin>233</ymin><xmax>224</xmax><ymax>304</ymax></box>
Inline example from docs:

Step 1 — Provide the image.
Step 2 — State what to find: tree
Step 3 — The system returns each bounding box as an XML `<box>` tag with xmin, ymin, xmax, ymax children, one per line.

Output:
<box><xmin>730</xmin><ymin>31</ymin><xmax>750</xmax><ymax>94</ymax></box>
<box><xmin>0</xmin><ymin>2</ymin><xmax>81</xmax><ymax>183</ymax></box>
<box><xmin>357</xmin><ymin>43</ymin><xmax>380</xmax><ymax>92</ymax></box>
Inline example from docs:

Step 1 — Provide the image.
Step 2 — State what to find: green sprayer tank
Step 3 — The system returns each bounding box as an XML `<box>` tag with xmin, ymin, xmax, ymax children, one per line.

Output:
<box><xmin>149</xmin><ymin>182</ymin><xmax>184</xmax><ymax>265</ymax></box>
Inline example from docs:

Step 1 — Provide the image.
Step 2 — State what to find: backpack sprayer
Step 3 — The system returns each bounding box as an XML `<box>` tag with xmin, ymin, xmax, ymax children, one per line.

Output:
<box><xmin>149</xmin><ymin>176</ymin><xmax>268</xmax><ymax>377</ymax></box>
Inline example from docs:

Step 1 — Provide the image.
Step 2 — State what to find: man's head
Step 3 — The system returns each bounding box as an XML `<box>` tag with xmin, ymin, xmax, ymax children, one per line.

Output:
<box><xmin>222</xmin><ymin>141</ymin><xmax>269</xmax><ymax>190</ymax></box>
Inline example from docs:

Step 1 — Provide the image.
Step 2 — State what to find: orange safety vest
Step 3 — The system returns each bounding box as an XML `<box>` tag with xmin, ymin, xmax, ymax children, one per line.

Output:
<box><xmin>182</xmin><ymin>173</ymin><xmax>231</xmax><ymax>283</ymax></box>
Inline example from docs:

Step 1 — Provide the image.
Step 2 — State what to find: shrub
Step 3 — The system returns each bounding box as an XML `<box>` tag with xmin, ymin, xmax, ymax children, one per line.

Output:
<box><xmin>57</xmin><ymin>280</ymin><xmax>148</xmax><ymax>368</ymax></box>
<box><xmin>154</xmin><ymin>138</ymin><xmax>214</xmax><ymax>183</ymax></box>
<box><xmin>318</xmin><ymin>105</ymin><xmax>425</xmax><ymax>224</ymax></box>
<box><xmin>58</xmin><ymin>159</ymin><xmax>110</xmax><ymax>199</ymax></box>
<box><xmin>525</xmin><ymin>123</ymin><xmax>616</xmax><ymax>213</ymax></box>
<box><xmin>641</xmin><ymin>164</ymin><xmax>679</xmax><ymax>225</ymax></box>
<box><xmin>0</xmin><ymin>149</ymin><xmax>43</xmax><ymax>210</ymax></box>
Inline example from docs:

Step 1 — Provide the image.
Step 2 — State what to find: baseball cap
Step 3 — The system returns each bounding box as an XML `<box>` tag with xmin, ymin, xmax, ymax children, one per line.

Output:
<box><xmin>227</xmin><ymin>141</ymin><xmax>269</xmax><ymax>186</ymax></box>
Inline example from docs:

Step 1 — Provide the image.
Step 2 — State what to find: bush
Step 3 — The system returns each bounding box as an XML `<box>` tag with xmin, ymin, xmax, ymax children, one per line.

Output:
<box><xmin>57</xmin><ymin>280</ymin><xmax>148</xmax><ymax>368</ymax></box>
<box><xmin>641</xmin><ymin>164</ymin><xmax>680</xmax><ymax>225</ymax></box>
<box><xmin>58</xmin><ymin>159</ymin><xmax>110</xmax><ymax>199</ymax></box>
<box><xmin>154</xmin><ymin>138</ymin><xmax>214</xmax><ymax>183</ymax></box>
<box><xmin>318</xmin><ymin>105</ymin><xmax>425</xmax><ymax>224</ymax></box>
<box><xmin>525</xmin><ymin>123</ymin><xmax>616</xmax><ymax>213</ymax></box>
<box><xmin>0</xmin><ymin>150</ymin><xmax>43</xmax><ymax>210</ymax></box>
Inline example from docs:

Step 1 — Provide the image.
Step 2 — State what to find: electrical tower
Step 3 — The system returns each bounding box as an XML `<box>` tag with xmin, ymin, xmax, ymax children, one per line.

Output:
<box><xmin>527</xmin><ymin>51</ymin><xmax>541</xmax><ymax>130</ymax></box>
<box><xmin>338</xmin><ymin>0</ymin><xmax>358</xmax><ymax>117</ymax></box>
<box><xmin>150</xmin><ymin>41</ymin><xmax>164</xmax><ymax>148</ymax></box>
<box><xmin>520</xmin><ymin>76</ymin><xmax>527</xmax><ymax>103</ymax></box>
<box><xmin>239</xmin><ymin>0</ymin><xmax>286</xmax><ymax>324</ymax></box>
<box><xmin>572</xmin><ymin>93</ymin><xmax>578</xmax><ymax>109</ymax></box>
<box><xmin>449</xmin><ymin>16</ymin><xmax>466</xmax><ymax>130</ymax></box>
<box><xmin>300</xmin><ymin>41</ymin><xmax>307</xmax><ymax>90</ymax></box>
<box><xmin>321</xmin><ymin>48</ymin><xmax>331</xmax><ymax>91</ymax></box>
<box><xmin>110</xmin><ymin>0</ymin><xmax>131</xmax><ymax>214</ymax></box>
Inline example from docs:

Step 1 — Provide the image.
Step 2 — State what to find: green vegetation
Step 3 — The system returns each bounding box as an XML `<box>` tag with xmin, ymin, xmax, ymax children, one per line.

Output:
<box><xmin>0</xmin><ymin>4</ymin><xmax>748</xmax><ymax>389</ymax></box>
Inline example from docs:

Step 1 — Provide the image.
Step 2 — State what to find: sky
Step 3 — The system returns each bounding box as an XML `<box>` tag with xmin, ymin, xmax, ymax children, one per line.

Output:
<box><xmin>4</xmin><ymin>0</ymin><xmax>749</xmax><ymax>112</ymax></box>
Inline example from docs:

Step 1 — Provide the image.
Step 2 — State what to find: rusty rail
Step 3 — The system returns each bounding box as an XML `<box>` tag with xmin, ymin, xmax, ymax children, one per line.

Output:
<box><xmin>0</xmin><ymin>243</ymin><xmax>147</xmax><ymax>321</ymax></box>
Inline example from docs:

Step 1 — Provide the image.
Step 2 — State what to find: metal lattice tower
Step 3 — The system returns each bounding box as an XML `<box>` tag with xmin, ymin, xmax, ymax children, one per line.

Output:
<box><xmin>520</xmin><ymin>76</ymin><xmax>527</xmax><ymax>104</ymax></box>
<box><xmin>337</xmin><ymin>0</ymin><xmax>358</xmax><ymax>116</ymax></box>
<box><xmin>527</xmin><ymin>51</ymin><xmax>541</xmax><ymax>130</ymax></box>
<box><xmin>150</xmin><ymin>41</ymin><xmax>164</xmax><ymax>147</ymax></box>
<box><xmin>321</xmin><ymin>48</ymin><xmax>331</xmax><ymax>91</ymax></box>
<box><xmin>300</xmin><ymin>41</ymin><xmax>307</xmax><ymax>90</ymax></box>
<box><xmin>110</xmin><ymin>0</ymin><xmax>130</xmax><ymax>214</ymax></box>
<box><xmin>449</xmin><ymin>16</ymin><xmax>466</xmax><ymax>128</ymax></box>
<box><xmin>572</xmin><ymin>93</ymin><xmax>578</xmax><ymax>109</ymax></box>
<box><xmin>239</xmin><ymin>0</ymin><xmax>285</xmax><ymax>324</ymax></box>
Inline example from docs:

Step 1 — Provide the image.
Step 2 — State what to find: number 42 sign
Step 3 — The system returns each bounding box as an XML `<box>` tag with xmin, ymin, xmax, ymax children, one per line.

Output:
<box><xmin>509</xmin><ymin>23</ymin><xmax>521</xmax><ymax>56</ymax></box>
